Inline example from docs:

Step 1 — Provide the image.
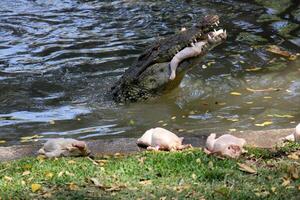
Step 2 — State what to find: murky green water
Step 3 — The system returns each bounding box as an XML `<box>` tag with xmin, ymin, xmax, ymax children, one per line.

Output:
<box><xmin>0</xmin><ymin>0</ymin><xmax>299</xmax><ymax>145</ymax></box>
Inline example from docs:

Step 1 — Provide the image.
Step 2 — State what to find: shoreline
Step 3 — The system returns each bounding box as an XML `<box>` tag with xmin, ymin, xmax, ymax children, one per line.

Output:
<box><xmin>0</xmin><ymin>128</ymin><xmax>294</xmax><ymax>161</ymax></box>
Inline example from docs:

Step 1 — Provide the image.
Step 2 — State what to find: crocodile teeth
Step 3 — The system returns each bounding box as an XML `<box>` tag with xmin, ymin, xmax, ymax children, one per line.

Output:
<box><xmin>214</xmin><ymin>29</ymin><xmax>217</xmax><ymax>33</ymax></box>
<box><xmin>214</xmin><ymin>22</ymin><xmax>218</xmax><ymax>26</ymax></box>
<box><xmin>194</xmin><ymin>39</ymin><xmax>197</xmax><ymax>43</ymax></box>
<box><xmin>208</xmin><ymin>35</ymin><xmax>212</xmax><ymax>40</ymax></box>
<box><xmin>190</xmin><ymin>42</ymin><xmax>195</xmax><ymax>47</ymax></box>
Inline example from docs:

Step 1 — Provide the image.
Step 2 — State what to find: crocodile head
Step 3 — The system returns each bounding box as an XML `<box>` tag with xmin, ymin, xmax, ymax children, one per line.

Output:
<box><xmin>111</xmin><ymin>15</ymin><xmax>227</xmax><ymax>102</ymax></box>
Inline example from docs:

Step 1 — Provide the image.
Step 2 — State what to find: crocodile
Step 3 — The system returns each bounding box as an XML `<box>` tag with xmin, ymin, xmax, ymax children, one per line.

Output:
<box><xmin>111</xmin><ymin>15</ymin><xmax>227</xmax><ymax>102</ymax></box>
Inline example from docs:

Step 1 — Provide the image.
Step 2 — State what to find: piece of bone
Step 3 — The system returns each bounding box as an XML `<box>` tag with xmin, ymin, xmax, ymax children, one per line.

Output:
<box><xmin>38</xmin><ymin>138</ymin><xmax>90</xmax><ymax>158</ymax></box>
<box><xmin>205</xmin><ymin>133</ymin><xmax>246</xmax><ymax>158</ymax></box>
<box><xmin>137</xmin><ymin>127</ymin><xmax>192</xmax><ymax>151</ymax></box>
<box><xmin>169</xmin><ymin>41</ymin><xmax>206</xmax><ymax>80</ymax></box>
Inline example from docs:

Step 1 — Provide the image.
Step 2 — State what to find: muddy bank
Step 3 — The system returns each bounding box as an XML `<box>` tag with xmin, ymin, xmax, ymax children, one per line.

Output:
<box><xmin>0</xmin><ymin>128</ymin><xmax>294</xmax><ymax>161</ymax></box>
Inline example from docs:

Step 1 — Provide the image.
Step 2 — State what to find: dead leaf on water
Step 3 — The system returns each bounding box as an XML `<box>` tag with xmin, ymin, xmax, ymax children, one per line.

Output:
<box><xmin>267</xmin><ymin>114</ymin><xmax>294</xmax><ymax>118</ymax></box>
<box><xmin>246</xmin><ymin>87</ymin><xmax>279</xmax><ymax>92</ymax></box>
<box><xmin>0</xmin><ymin>140</ymin><xmax>6</xmax><ymax>144</ymax></box>
<box><xmin>230</xmin><ymin>92</ymin><xmax>242</xmax><ymax>96</ymax></box>
<box><xmin>266</xmin><ymin>45</ymin><xmax>297</xmax><ymax>60</ymax></box>
<box><xmin>245</xmin><ymin>67</ymin><xmax>262</xmax><ymax>72</ymax></box>
<box><xmin>237</xmin><ymin>163</ymin><xmax>257</xmax><ymax>174</ymax></box>
<box><xmin>255</xmin><ymin>121</ymin><xmax>273</xmax><ymax>127</ymax></box>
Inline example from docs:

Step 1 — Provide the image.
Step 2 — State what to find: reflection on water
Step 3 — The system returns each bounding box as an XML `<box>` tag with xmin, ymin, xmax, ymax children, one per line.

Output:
<box><xmin>0</xmin><ymin>0</ymin><xmax>299</xmax><ymax>145</ymax></box>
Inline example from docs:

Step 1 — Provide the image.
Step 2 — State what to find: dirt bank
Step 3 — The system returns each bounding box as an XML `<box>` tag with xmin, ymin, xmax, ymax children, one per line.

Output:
<box><xmin>0</xmin><ymin>128</ymin><xmax>294</xmax><ymax>161</ymax></box>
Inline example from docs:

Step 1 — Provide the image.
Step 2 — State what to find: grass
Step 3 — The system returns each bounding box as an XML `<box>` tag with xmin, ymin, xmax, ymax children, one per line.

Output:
<box><xmin>0</xmin><ymin>143</ymin><xmax>300</xmax><ymax>199</ymax></box>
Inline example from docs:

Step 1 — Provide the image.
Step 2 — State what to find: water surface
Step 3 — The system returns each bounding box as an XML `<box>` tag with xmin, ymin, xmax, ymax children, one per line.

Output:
<box><xmin>0</xmin><ymin>0</ymin><xmax>300</xmax><ymax>145</ymax></box>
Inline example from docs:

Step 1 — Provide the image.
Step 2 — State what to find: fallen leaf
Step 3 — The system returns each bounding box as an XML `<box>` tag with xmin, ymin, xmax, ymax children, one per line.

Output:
<box><xmin>227</xmin><ymin>118</ymin><xmax>239</xmax><ymax>122</ymax></box>
<box><xmin>139</xmin><ymin>180</ymin><xmax>152</xmax><ymax>186</ymax></box>
<box><xmin>246</xmin><ymin>87</ymin><xmax>279</xmax><ymax>92</ymax></box>
<box><xmin>58</xmin><ymin>171</ymin><xmax>64</xmax><ymax>177</ymax></box>
<box><xmin>171</xmin><ymin>116</ymin><xmax>176</xmax><ymax>120</ymax></box>
<box><xmin>230</xmin><ymin>92</ymin><xmax>242</xmax><ymax>96</ymax></box>
<box><xmin>282</xmin><ymin>178</ymin><xmax>291</xmax><ymax>187</ymax></box>
<box><xmin>67</xmin><ymin>160</ymin><xmax>76</xmax><ymax>164</ymax></box>
<box><xmin>20</xmin><ymin>135</ymin><xmax>43</xmax><ymax>140</ymax></box>
<box><xmin>237</xmin><ymin>163</ymin><xmax>257</xmax><ymax>174</ymax></box>
<box><xmin>45</xmin><ymin>172</ymin><xmax>54</xmax><ymax>179</ymax></box>
<box><xmin>22</xmin><ymin>171</ymin><xmax>31</xmax><ymax>176</ymax></box>
<box><xmin>0</xmin><ymin>140</ymin><xmax>6</xmax><ymax>144</ymax></box>
<box><xmin>4</xmin><ymin>176</ymin><xmax>12</xmax><ymax>181</ymax></box>
<box><xmin>288</xmin><ymin>153</ymin><xmax>299</xmax><ymax>160</ymax></box>
<box><xmin>129</xmin><ymin>120</ymin><xmax>135</xmax><ymax>125</ymax></box>
<box><xmin>229</xmin><ymin>129</ymin><xmax>237</xmax><ymax>132</ymax></box>
<box><xmin>255</xmin><ymin>121</ymin><xmax>273</xmax><ymax>127</ymax></box>
<box><xmin>271</xmin><ymin>187</ymin><xmax>276</xmax><ymax>193</ymax></box>
<box><xmin>68</xmin><ymin>182</ymin><xmax>79</xmax><ymax>191</ymax></box>
<box><xmin>138</xmin><ymin>157</ymin><xmax>146</xmax><ymax>165</ymax></box>
<box><xmin>288</xmin><ymin>165</ymin><xmax>299</xmax><ymax>179</ymax></box>
<box><xmin>191</xmin><ymin>173</ymin><xmax>197</xmax><ymax>180</ymax></box>
<box><xmin>266</xmin><ymin>45</ymin><xmax>296</xmax><ymax>59</ymax></box>
<box><xmin>268</xmin><ymin>114</ymin><xmax>294</xmax><ymax>118</ymax></box>
<box><xmin>245</xmin><ymin>67</ymin><xmax>262</xmax><ymax>72</ymax></box>
<box><xmin>65</xmin><ymin>171</ymin><xmax>74</xmax><ymax>176</ymax></box>
<box><xmin>31</xmin><ymin>183</ymin><xmax>42</xmax><ymax>192</ymax></box>
<box><xmin>106</xmin><ymin>185</ymin><xmax>126</xmax><ymax>192</ymax></box>
<box><xmin>90</xmin><ymin>177</ymin><xmax>103</xmax><ymax>187</ymax></box>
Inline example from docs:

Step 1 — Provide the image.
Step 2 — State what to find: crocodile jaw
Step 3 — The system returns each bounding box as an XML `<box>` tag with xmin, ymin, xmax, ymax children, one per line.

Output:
<box><xmin>169</xmin><ymin>29</ymin><xmax>227</xmax><ymax>80</ymax></box>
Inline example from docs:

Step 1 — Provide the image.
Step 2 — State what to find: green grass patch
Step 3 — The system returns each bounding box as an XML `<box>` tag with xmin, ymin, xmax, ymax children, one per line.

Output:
<box><xmin>1</xmin><ymin>144</ymin><xmax>300</xmax><ymax>199</ymax></box>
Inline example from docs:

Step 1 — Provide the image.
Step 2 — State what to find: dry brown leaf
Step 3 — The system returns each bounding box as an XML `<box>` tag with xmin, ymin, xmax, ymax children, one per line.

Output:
<box><xmin>282</xmin><ymin>178</ymin><xmax>291</xmax><ymax>187</ymax></box>
<box><xmin>288</xmin><ymin>166</ymin><xmax>299</xmax><ymax>180</ymax></box>
<box><xmin>287</xmin><ymin>153</ymin><xmax>299</xmax><ymax>160</ymax></box>
<box><xmin>139</xmin><ymin>180</ymin><xmax>152</xmax><ymax>186</ymax></box>
<box><xmin>237</xmin><ymin>163</ymin><xmax>257</xmax><ymax>174</ymax></box>
<box><xmin>266</xmin><ymin>45</ymin><xmax>293</xmax><ymax>58</ymax></box>
<box><xmin>68</xmin><ymin>182</ymin><xmax>79</xmax><ymax>191</ymax></box>
<box><xmin>67</xmin><ymin>160</ymin><xmax>76</xmax><ymax>164</ymax></box>
<box><xmin>105</xmin><ymin>185</ymin><xmax>126</xmax><ymax>192</ymax></box>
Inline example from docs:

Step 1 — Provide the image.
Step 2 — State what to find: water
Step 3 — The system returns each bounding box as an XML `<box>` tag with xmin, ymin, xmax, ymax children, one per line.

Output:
<box><xmin>0</xmin><ymin>0</ymin><xmax>299</xmax><ymax>145</ymax></box>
